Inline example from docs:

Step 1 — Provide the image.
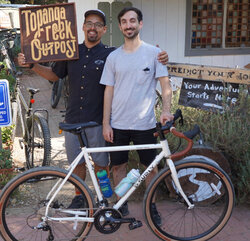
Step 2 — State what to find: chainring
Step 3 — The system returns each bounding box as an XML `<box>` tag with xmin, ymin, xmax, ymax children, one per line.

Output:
<box><xmin>94</xmin><ymin>208</ymin><xmax>122</xmax><ymax>234</ymax></box>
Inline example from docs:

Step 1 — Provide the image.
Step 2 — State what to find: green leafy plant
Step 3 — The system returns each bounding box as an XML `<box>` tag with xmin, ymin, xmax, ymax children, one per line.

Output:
<box><xmin>0</xmin><ymin>149</ymin><xmax>15</xmax><ymax>189</ymax></box>
<box><xmin>1</xmin><ymin>125</ymin><xmax>14</xmax><ymax>146</ymax></box>
<box><xmin>0</xmin><ymin>172</ymin><xmax>15</xmax><ymax>189</ymax></box>
<box><xmin>0</xmin><ymin>149</ymin><xmax>13</xmax><ymax>169</ymax></box>
<box><xmin>0</xmin><ymin>62</ymin><xmax>16</xmax><ymax>92</ymax></box>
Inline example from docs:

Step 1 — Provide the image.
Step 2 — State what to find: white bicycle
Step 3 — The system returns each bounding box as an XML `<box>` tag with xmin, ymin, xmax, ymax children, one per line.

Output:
<box><xmin>0</xmin><ymin>110</ymin><xmax>235</xmax><ymax>241</ymax></box>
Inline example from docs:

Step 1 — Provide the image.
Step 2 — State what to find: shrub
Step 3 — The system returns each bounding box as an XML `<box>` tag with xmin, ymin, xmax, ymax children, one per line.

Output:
<box><xmin>0</xmin><ymin>149</ymin><xmax>15</xmax><ymax>189</ymax></box>
<box><xmin>0</xmin><ymin>62</ymin><xmax>16</xmax><ymax>92</ymax></box>
<box><xmin>0</xmin><ymin>148</ymin><xmax>13</xmax><ymax>169</ymax></box>
<box><xmin>1</xmin><ymin>125</ymin><xmax>14</xmax><ymax>146</ymax></box>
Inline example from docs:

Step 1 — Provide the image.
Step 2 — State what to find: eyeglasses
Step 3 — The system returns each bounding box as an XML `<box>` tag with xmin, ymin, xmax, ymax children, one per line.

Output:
<box><xmin>85</xmin><ymin>21</ymin><xmax>104</xmax><ymax>30</ymax></box>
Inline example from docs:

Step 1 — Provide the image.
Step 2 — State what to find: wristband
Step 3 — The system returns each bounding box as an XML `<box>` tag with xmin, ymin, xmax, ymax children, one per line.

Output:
<box><xmin>29</xmin><ymin>63</ymin><xmax>34</xmax><ymax>69</ymax></box>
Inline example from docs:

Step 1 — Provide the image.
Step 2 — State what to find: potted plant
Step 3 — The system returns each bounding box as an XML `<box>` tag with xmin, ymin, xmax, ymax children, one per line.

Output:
<box><xmin>0</xmin><ymin>148</ymin><xmax>15</xmax><ymax>189</ymax></box>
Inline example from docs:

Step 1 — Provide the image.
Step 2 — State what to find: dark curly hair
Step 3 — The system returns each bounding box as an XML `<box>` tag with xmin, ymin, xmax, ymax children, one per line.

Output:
<box><xmin>117</xmin><ymin>7</ymin><xmax>143</xmax><ymax>24</ymax></box>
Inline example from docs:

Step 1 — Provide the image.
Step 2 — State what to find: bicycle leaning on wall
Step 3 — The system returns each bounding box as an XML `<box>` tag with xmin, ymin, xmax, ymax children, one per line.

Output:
<box><xmin>0</xmin><ymin>109</ymin><xmax>235</xmax><ymax>241</ymax></box>
<box><xmin>0</xmin><ymin>30</ymin><xmax>51</xmax><ymax>169</ymax></box>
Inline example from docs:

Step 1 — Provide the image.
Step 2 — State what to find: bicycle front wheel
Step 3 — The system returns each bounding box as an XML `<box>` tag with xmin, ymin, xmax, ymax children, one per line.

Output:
<box><xmin>144</xmin><ymin>158</ymin><xmax>235</xmax><ymax>241</ymax></box>
<box><xmin>0</xmin><ymin>167</ymin><xmax>95</xmax><ymax>241</ymax></box>
<box><xmin>25</xmin><ymin>113</ymin><xmax>51</xmax><ymax>168</ymax></box>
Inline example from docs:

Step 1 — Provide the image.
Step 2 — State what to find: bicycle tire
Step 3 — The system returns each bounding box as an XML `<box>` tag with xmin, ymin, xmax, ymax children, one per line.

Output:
<box><xmin>143</xmin><ymin>158</ymin><xmax>235</xmax><ymax>241</ymax></box>
<box><xmin>25</xmin><ymin>113</ymin><xmax>51</xmax><ymax>168</ymax></box>
<box><xmin>51</xmin><ymin>78</ymin><xmax>63</xmax><ymax>108</ymax></box>
<box><xmin>155</xmin><ymin>89</ymin><xmax>162</xmax><ymax>109</ymax></box>
<box><xmin>63</xmin><ymin>76</ymin><xmax>69</xmax><ymax>109</ymax></box>
<box><xmin>0</xmin><ymin>166</ymin><xmax>95</xmax><ymax>241</ymax></box>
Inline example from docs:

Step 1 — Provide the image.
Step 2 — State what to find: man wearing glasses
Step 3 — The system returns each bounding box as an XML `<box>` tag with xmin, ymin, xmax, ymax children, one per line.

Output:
<box><xmin>18</xmin><ymin>9</ymin><xmax>168</xmax><ymax>209</ymax></box>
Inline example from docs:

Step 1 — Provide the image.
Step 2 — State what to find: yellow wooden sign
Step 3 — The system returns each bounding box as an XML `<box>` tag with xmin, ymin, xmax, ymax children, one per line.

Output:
<box><xmin>167</xmin><ymin>62</ymin><xmax>250</xmax><ymax>85</ymax></box>
<box><xmin>19</xmin><ymin>3</ymin><xmax>78</xmax><ymax>63</ymax></box>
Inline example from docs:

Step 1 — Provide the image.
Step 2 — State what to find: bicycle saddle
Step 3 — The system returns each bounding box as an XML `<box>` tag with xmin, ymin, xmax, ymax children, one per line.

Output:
<box><xmin>27</xmin><ymin>88</ymin><xmax>40</xmax><ymax>95</ymax></box>
<box><xmin>59</xmin><ymin>121</ymin><xmax>99</xmax><ymax>133</ymax></box>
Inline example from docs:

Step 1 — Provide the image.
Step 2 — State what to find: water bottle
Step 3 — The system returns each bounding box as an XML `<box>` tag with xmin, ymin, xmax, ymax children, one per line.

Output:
<box><xmin>96</xmin><ymin>169</ymin><xmax>113</xmax><ymax>198</ymax></box>
<box><xmin>114</xmin><ymin>169</ymin><xmax>140</xmax><ymax>197</ymax></box>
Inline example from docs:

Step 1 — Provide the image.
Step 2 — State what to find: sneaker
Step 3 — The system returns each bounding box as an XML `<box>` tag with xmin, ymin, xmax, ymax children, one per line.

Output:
<box><xmin>119</xmin><ymin>201</ymin><xmax>129</xmax><ymax>216</ymax></box>
<box><xmin>67</xmin><ymin>195</ymin><xmax>85</xmax><ymax>209</ymax></box>
<box><xmin>151</xmin><ymin>203</ymin><xmax>161</xmax><ymax>226</ymax></box>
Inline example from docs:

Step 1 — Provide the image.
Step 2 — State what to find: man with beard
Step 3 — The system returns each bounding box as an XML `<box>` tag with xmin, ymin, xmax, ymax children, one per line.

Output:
<box><xmin>101</xmin><ymin>7</ymin><xmax>174</xmax><ymax>224</ymax></box>
<box><xmin>18</xmin><ymin>9</ymin><xmax>168</xmax><ymax>209</ymax></box>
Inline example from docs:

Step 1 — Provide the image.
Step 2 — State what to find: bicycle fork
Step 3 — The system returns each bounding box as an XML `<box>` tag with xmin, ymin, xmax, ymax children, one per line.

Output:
<box><xmin>162</xmin><ymin>139</ymin><xmax>194</xmax><ymax>209</ymax></box>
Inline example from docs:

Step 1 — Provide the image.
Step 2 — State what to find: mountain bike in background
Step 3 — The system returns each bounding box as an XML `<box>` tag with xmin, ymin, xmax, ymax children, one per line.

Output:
<box><xmin>0</xmin><ymin>29</ymin><xmax>51</xmax><ymax>169</ymax></box>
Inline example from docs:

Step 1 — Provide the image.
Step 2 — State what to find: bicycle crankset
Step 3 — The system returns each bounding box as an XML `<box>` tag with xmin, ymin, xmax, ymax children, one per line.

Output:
<box><xmin>94</xmin><ymin>208</ymin><xmax>142</xmax><ymax>234</ymax></box>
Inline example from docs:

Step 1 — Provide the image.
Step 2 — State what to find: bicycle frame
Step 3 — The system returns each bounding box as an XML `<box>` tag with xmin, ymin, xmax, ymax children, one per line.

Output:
<box><xmin>13</xmin><ymin>81</ymin><xmax>29</xmax><ymax>137</ymax></box>
<box><xmin>44</xmin><ymin>136</ymin><xmax>194</xmax><ymax>224</ymax></box>
<box><xmin>11</xmin><ymin>72</ymin><xmax>49</xmax><ymax>167</ymax></box>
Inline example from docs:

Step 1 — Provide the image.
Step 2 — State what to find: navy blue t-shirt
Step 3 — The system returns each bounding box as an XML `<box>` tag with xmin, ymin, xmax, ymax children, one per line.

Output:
<box><xmin>52</xmin><ymin>42</ymin><xmax>115</xmax><ymax>124</ymax></box>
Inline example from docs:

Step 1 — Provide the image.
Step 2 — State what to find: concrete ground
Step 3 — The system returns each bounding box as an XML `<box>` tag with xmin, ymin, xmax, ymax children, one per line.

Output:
<box><xmin>5</xmin><ymin>70</ymin><xmax>250</xmax><ymax>241</ymax></box>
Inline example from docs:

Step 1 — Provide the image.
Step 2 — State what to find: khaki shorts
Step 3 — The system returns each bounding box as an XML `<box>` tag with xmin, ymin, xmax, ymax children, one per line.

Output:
<box><xmin>64</xmin><ymin>124</ymin><xmax>109</xmax><ymax>167</ymax></box>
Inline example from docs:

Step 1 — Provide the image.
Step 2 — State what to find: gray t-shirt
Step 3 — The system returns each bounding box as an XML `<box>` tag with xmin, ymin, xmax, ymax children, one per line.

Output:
<box><xmin>100</xmin><ymin>41</ymin><xmax>169</xmax><ymax>130</ymax></box>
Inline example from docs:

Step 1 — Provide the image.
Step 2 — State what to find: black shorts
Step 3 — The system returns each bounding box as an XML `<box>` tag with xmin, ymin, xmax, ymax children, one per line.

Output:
<box><xmin>109</xmin><ymin>128</ymin><xmax>157</xmax><ymax>167</ymax></box>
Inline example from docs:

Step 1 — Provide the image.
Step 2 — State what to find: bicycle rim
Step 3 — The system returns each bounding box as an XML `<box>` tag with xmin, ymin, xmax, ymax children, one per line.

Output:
<box><xmin>144</xmin><ymin>159</ymin><xmax>235</xmax><ymax>241</ymax></box>
<box><xmin>25</xmin><ymin>114</ymin><xmax>51</xmax><ymax>168</ymax></box>
<box><xmin>0</xmin><ymin>167</ymin><xmax>95</xmax><ymax>241</ymax></box>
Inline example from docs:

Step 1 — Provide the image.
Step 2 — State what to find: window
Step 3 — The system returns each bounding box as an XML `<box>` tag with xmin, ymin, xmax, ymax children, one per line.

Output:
<box><xmin>185</xmin><ymin>0</ymin><xmax>250</xmax><ymax>56</ymax></box>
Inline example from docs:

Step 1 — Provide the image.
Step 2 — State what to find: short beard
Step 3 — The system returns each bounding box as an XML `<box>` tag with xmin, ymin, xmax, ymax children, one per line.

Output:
<box><xmin>87</xmin><ymin>30</ymin><xmax>99</xmax><ymax>42</ymax></box>
<box><xmin>87</xmin><ymin>36</ymin><xmax>98</xmax><ymax>42</ymax></box>
<box><xmin>123</xmin><ymin>29</ymin><xmax>139</xmax><ymax>39</ymax></box>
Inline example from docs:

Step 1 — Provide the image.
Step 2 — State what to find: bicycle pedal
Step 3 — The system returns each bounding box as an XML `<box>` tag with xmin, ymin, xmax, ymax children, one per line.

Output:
<box><xmin>128</xmin><ymin>220</ymin><xmax>142</xmax><ymax>230</ymax></box>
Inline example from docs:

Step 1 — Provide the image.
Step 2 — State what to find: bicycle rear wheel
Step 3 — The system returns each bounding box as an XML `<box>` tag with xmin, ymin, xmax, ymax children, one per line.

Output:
<box><xmin>144</xmin><ymin>158</ymin><xmax>235</xmax><ymax>241</ymax></box>
<box><xmin>0</xmin><ymin>167</ymin><xmax>95</xmax><ymax>241</ymax></box>
<box><xmin>25</xmin><ymin>113</ymin><xmax>51</xmax><ymax>168</ymax></box>
<box><xmin>51</xmin><ymin>78</ymin><xmax>63</xmax><ymax>108</ymax></box>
